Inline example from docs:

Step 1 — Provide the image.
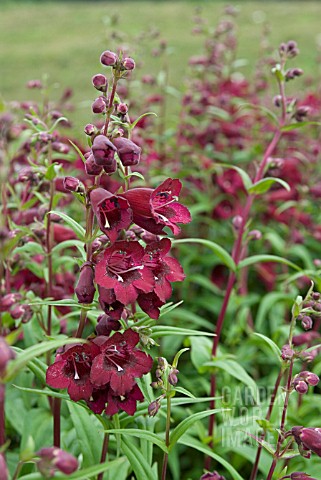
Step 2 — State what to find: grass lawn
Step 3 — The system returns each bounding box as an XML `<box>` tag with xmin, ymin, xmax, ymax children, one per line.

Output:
<box><xmin>1</xmin><ymin>1</ymin><xmax>321</xmax><ymax>134</ymax></box>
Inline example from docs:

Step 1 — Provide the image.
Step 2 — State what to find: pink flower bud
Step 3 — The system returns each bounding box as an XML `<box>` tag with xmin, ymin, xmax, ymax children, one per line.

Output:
<box><xmin>200</xmin><ymin>472</ymin><xmax>226</xmax><ymax>480</ymax></box>
<box><xmin>0</xmin><ymin>453</ymin><xmax>8</xmax><ymax>480</ymax></box>
<box><xmin>281</xmin><ymin>344</ymin><xmax>294</xmax><ymax>360</ymax></box>
<box><xmin>290</xmin><ymin>473</ymin><xmax>317</xmax><ymax>479</ymax></box>
<box><xmin>75</xmin><ymin>263</ymin><xmax>95</xmax><ymax>304</ymax></box>
<box><xmin>100</xmin><ymin>50</ymin><xmax>118</xmax><ymax>66</ymax></box>
<box><xmin>294</xmin><ymin>378</ymin><xmax>308</xmax><ymax>395</ymax></box>
<box><xmin>84</xmin><ymin>124</ymin><xmax>97</xmax><ymax>136</ymax></box>
<box><xmin>26</xmin><ymin>79</ymin><xmax>42</xmax><ymax>89</ymax></box>
<box><xmin>36</xmin><ymin>447</ymin><xmax>78</xmax><ymax>476</ymax></box>
<box><xmin>0</xmin><ymin>293</ymin><xmax>20</xmax><ymax>312</ymax></box>
<box><xmin>96</xmin><ymin>314</ymin><xmax>121</xmax><ymax>336</ymax></box>
<box><xmin>168</xmin><ymin>368</ymin><xmax>179</xmax><ymax>386</ymax></box>
<box><xmin>113</xmin><ymin>137</ymin><xmax>141</xmax><ymax>166</ymax></box>
<box><xmin>92</xmin><ymin>74</ymin><xmax>108</xmax><ymax>92</ymax></box>
<box><xmin>117</xmin><ymin>103</ymin><xmax>128</xmax><ymax>115</ymax></box>
<box><xmin>122</xmin><ymin>57</ymin><xmax>135</xmax><ymax>70</ymax></box>
<box><xmin>301</xmin><ymin>315</ymin><xmax>313</xmax><ymax>331</ymax></box>
<box><xmin>301</xmin><ymin>371</ymin><xmax>320</xmax><ymax>386</ymax></box>
<box><xmin>63</xmin><ymin>176</ymin><xmax>82</xmax><ymax>193</ymax></box>
<box><xmin>92</xmin><ymin>97</ymin><xmax>106</xmax><ymax>114</ymax></box>
<box><xmin>148</xmin><ymin>400</ymin><xmax>161</xmax><ymax>417</ymax></box>
<box><xmin>52</xmin><ymin>142</ymin><xmax>70</xmax><ymax>154</ymax></box>
<box><xmin>0</xmin><ymin>337</ymin><xmax>15</xmax><ymax>376</ymax></box>
<box><xmin>232</xmin><ymin>215</ymin><xmax>243</xmax><ymax>230</ymax></box>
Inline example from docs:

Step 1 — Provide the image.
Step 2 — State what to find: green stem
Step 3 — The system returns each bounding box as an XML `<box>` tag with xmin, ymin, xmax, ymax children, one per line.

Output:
<box><xmin>161</xmin><ymin>394</ymin><xmax>171</xmax><ymax>480</ymax></box>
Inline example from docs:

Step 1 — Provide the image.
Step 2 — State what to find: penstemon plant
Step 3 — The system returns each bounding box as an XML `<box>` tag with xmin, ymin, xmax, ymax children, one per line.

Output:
<box><xmin>2</xmin><ymin>7</ymin><xmax>321</xmax><ymax>480</ymax></box>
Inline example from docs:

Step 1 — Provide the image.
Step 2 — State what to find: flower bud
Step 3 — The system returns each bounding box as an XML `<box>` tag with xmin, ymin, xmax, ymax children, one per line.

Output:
<box><xmin>273</xmin><ymin>95</ymin><xmax>282</xmax><ymax>107</ymax></box>
<box><xmin>148</xmin><ymin>400</ymin><xmax>161</xmax><ymax>417</ymax></box>
<box><xmin>122</xmin><ymin>57</ymin><xmax>135</xmax><ymax>70</ymax></box>
<box><xmin>96</xmin><ymin>314</ymin><xmax>121</xmax><ymax>336</ymax></box>
<box><xmin>301</xmin><ymin>315</ymin><xmax>313</xmax><ymax>331</ymax></box>
<box><xmin>52</xmin><ymin>142</ymin><xmax>70</xmax><ymax>154</ymax></box>
<box><xmin>281</xmin><ymin>344</ymin><xmax>294</xmax><ymax>360</ymax></box>
<box><xmin>0</xmin><ymin>293</ymin><xmax>20</xmax><ymax>312</ymax></box>
<box><xmin>100</xmin><ymin>50</ymin><xmax>118</xmax><ymax>67</ymax></box>
<box><xmin>92</xmin><ymin>135</ymin><xmax>117</xmax><ymax>166</ymax></box>
<box><xmin>232</xmin><ymin>215</ymin><xmax>243</xmax><ymax>230</ymax></box>
<box><xmin>11</xmin><ymin>304</ymin><xmax>26</xmax><ymax>320</ymax></box>
<box><xmin>200</xmin><ymin>472</ymin><xmax>226</xmax><ymax>480</ymax></box>
<box><xmin>75</xmin><ymin>263</ymin><xmax>95</xmax><ymax>304</ymax></box>
<box><xmin>85</xmin><ymin>154</ymin><xmax>103</xmax><ymax>176</ymax></box>
<box><xmin>92</xmin><ymin>97</ymin><xmax>106</xmax><ymax>114</ymax></box>
<box><xmin>248</xmin><ymin>230</ymin><xmax>262</xmax><ymax>241</ymax></box>
<box><xmin>290</xmin><ymin>473</ymin><xmax>317</xmax><ymax>479</ymax></box>
<box><xmin>63</xmin><ymin>176</ymin><xmax>82</xmax><ymax>193</ymax></box>
<box><xmin>113</xmin><ymin>137</ymin><xmax>141</xmax><ymax>166</ymax></box>
<box><xmin>293</xmin><ymin>378</ymin><xmax>308</xmax><ymax>394</ymax></box>
<box><xmin>84</xmin><ymin>124</ymin><xmax>97</xmax><ymax>136</ymax></box>
<box><xmin>312</xmin><ymin>292</ymin><xmax>321</xmax><ymax>300</ymax></box>
<box><xmin>168</xmin><ymin>368</ymin><xmax>179</xmax><ymax>386</ymax></box>
<box><xmin>92</xmin><ymin>74</ymin><xmax>107</xmax><ymax>92</ymax></box>
<box><xmin>0</xmin><ymin>337</ymin><xmax>15</xmax><ymax>376</ymax></box>
<box><xmin>103</xmin><ymin>158</ymin><xmax>117</xmax><ymax>174</ymax></box>
<box><xmin>36</xmin><ymin>447</ymin><xmax>78</xmax><ymax>476</ymax></box>
<box><xmin>287</xmin><ymin>40</ymin><xmax>299</xmax><ymax>58</ymax></box>
<box><xmin>117</xmin><ymin>103</ymin><xmax>128</xmax><ymax>115</ymax></box>
<box><xmin>301</xmin><ymin>371</ymin><xmax>319</xmax><ymax>386</ymax></box>
<box><xmin>0</xmin><ymin>453</ymin><xmax>8</xmax><ymax>480</ymax></box>
<box><xmin>294</xmin><ymin>106</ymin><xmax>310</xmax><ymax>122</ymax></box>
<box><xmin>26</xmin><ymin>79</ymin><xmax>42</xmax><ymax>89</ymax></box>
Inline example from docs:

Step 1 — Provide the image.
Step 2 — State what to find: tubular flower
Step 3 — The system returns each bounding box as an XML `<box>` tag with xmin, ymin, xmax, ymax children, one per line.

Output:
<box><xmin>95</xmin><ymin>241</ymin><xmax>154</xmax><ymax>305</ymax></box>
<box><xmin>90</xmin><ymin>329</ymin><xmax>153</xmax><ymax>395</ymax></box>
<box><xmin>46</xmin><ymin>343</ymin><xmax>100</xmax><ymax>401</ymax></box>
<box><xmin>292</xmin><ymin>426</ymin><xmax>321</xmax><ymax>457</ymax></box>
<box><xmin>90</xmin><ymin>188</ymin><xmax>132</xmax><ymax>243</ymax></box>
<box><xmin>122</xmin><ymin>178</ymin><xmax>191</xmax><ymax>235</ymax></box>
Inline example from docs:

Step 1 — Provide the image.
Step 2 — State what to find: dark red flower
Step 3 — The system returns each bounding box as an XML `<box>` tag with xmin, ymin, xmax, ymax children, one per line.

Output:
<box><xmin>292</xmin><ymin>426</ymin><xmax>321</xmax><ymax>457</ymax></box>
<box><xmin>75</xmin><ymin>263</ymin><xmax>95</xmax><ymax>304</ymax></box>
<box><xmin>122</xmin><ymin>178</ymin><xmax>191</xmax><ymax>235</ymax></box>
<box><xmin>137</xmin><ymin>291</ymin><xmax>164</xmax><ymax>320</ymax></box>
<box><xmin>95</xmin><ymin>241</ymin><xmax>154</xmax><ymax>305</ymax></box>
<box><xmin>143</xmin><ymin>238</ymin><xmax>185</xmax><ymax>302</ymax></box>
<box><xmin>90</xmin><ymin>188</ymin><xmax>132</xmax><ymax>243</ymax></box>
<box><xmin>90</xmin><ymin>329</ymin><xmax>153</xmax><ymax>395</ymax></box>
<box><xmin>98</xmin><ymin>286</ymin><xmax>125</xmax><ymax>319</ymax></box>
<box><xmin>46</xmin><ymin>343</ymin><xmax>99</xmax><ymax>401</ymax></box>
<box><xmin>112</xmin><ymin>137</ymin><xmax>141</xmax><ymax>167</ymax></box>
<box><xmin>105</xmin><ymin>383</ymin><xmax>144</xmax><ymax>416</ymax></box>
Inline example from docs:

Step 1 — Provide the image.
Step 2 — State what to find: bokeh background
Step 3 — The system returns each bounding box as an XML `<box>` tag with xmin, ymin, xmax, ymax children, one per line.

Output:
<box><xmin>1</xmin><ymin>0</ymin><xmax>321</xmax><ymax>134</ymax></box>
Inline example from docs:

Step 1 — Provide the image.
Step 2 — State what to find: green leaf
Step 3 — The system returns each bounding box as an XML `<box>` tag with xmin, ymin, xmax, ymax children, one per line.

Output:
<box><xmin>13</xmin><ymin>242</ymin><xmax>44</xmax><ymax>256</ymax></box>
<box><xmin>48</xmin><ymin>116</ymin><xmax>69</xmax><ymax>133</ymax></box>
<box><xmin>45</xmin><ymin>162</ymin><xmax>61</xmax><ymax>180</ymax></box>
<box><xmin>169</xmin><ymin>408</ymin><xmax>225</xmax><ymax>451</ymax></box>
<box><xmin>121</xmin><ymin>436</ymin><xmax>157</xmax><ymax>480</ymax></box>
<box><xmin>150</xmin><ymin>326</ymin><xmax>215</xmax><ymax>338</ymax></box>
<box><xmin>207</xmin><ymin>106</ymin><xmax>230</xmax><ymax>121</ymax></box>
<box><xmin>130</xmin><ymin>112</ymin><xmax>157</xmax><ymax>130</ymax></box>
<box><xmin>13</xmin><ymin>385</ymin><xmax>77</xmax><ymax>404</ymax></box>
<box><xmin>124</xmin><ymin>171</ymin><xmax>145</xmax><ymax>181</ymax></box>
<box><xmin>171</xmin><ymin>396</ymin><xmax>219</xmax><ymax>406</ymax></box>
<box><xmin>172</xmin><ymin>348</ymin><xmax>190</xmax><ymax>369</ymax></box>
<box><xmin>68</xmin><ymin>401</ymin><xmax>102</xmax><ymax>467</ymax></box>
<box><xmin>5</xmin><ymin>338</ymin><xmax>86</xmax><ymax>381</ymax></box>
<box><xmin>252</xmin><ymin>333</ymin><xmax>282</xmax><ymax>363</ymax></box>
<box><xmin>105</xmin><ymin>428</ymin><xmax>168</xmax><ymax>453</ymax></box>
<box><xmin>236</xmin><ymin>101</ymin><xmax>278</xmax><ymax>126</ymax></box>
<box><xmin>173</xmin><ymin>386</ymin><xmax>196</xmax><ymax>398</ymax></box>
<box><xmin>68</xmin><ymin>139</ymin><xmax>87</xmax><ymax>163</ymax></box>
<box><xmin>238</xmin><ymin>255</ymin><xmax>301</xmax><ymax>272</ymax></box>
<box><xmin>19</xmin><ymin>457</ymin><xmax>127</xmax><ymax>480</ymax></box>
<box><xmin>172</xmin><ymin>238</ymin><xmax>235</xmax><ymax>272</ymax></box>
<box><xmin>51</xmin><ymin>239</ymin><xmax>86</xmax><ymax>259</ymax></box>
<box><xmin>281</xmin><ymin>121</ymin><xmax>321</xmax><ymax>131</ymax></box>
<box><xmin>216</xmin><ymin>163</ymin><xmax>252</xmax><ymax>191</ymax></box>
<box><xmin>204</xmin><ymin>359</ymin><xmax>260</xmax><ymax>404</ymax></box>
<box><xmin>48</xmin><ymin>211</ymin><xmax>85</xmax><ymax>241</ymax></box>
<box><xmin>178</xmin><ymin>434</ymin><xmax>244</xmax><ymax>480</ymax></box>
<box><xmin>248</xmin><ymin>177</ymin><xmax>290</xmax><ymax>195</ymax></box>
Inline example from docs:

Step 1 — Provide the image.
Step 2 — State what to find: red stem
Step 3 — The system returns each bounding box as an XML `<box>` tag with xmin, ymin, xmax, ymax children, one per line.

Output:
<box><xmin>205</xmin><ymin>126</ymin><xmax>283</xmax><ymax>472</ymax></box>
<box><xmin>266</xmin><ymin>359</ymin><xmax>294</xmax><ymax>480</ymax></box>
<box><xmin>250</xmin><ymin>369</ymin><xmax>284</xmax><ymax>480</ymax></box>
<box><xmin>97</xmin><ymin>433</ymin><xmax>109</xmax><ymax>480</ymax></box>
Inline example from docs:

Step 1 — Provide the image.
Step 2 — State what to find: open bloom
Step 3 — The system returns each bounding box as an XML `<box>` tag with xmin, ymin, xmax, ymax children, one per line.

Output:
<box><xmin>86</xmin><ymin>383</ymin><xmax>144</xmax><ymax>416</ymax></box>
<box><xmin>122</xmin><ymin>178</ymin><xmax>191</xmax><ymax>235</ymax></box>
<box><xmin>95</xmin><ymin>241</ymin><xmax>154</xmax><ymax>305</ymax></box>
<box><xmin>90</xmin><ymin>188</ymin><xmax>132</xmax><ymax>243</ymax></box>
<box><xmin>90</xmin><ymin>328</ymin><xmax>153</xmax><ymax>395</ymax></box>
<box><xmin>46</xmin><ymin>343</ymin><xmax>99</xmax><ymax>401</ymax></box>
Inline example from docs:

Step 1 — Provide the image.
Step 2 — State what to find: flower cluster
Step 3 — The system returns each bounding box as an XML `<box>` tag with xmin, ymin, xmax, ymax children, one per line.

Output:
<box><xmin>46</xmin><ymin>329</ymin><xmax>152</xmax><ymax>415</ymax></box>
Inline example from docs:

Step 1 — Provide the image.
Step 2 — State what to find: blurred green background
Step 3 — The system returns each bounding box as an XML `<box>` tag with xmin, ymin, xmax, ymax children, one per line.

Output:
<box><xmin>1</xmin><ymin>1</ymin><xmax>321</xmax><ymax>134</ymax></box>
